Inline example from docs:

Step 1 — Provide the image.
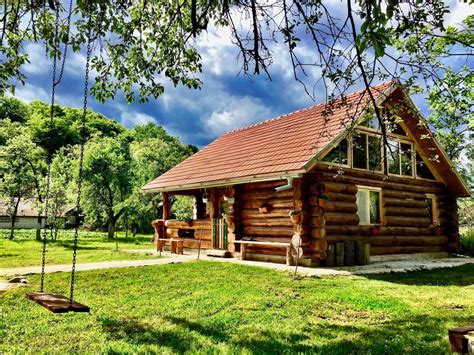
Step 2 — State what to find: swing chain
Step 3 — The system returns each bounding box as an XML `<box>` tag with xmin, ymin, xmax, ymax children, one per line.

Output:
<box><xmin>69</xmin><ymin>15</ymin><xmax>93</xmax><ymax>306</ymax></box>
<box><xmin>40</xmin><ymin>3</ymin><xmax>61</xmax><ymax>293</ymax></box>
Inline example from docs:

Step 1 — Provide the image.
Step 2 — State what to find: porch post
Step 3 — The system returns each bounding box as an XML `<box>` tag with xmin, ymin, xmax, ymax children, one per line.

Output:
<box><xmin>162</xmin><ymin>192</ymin><xmax>170</xmax><ymax>220</ymax></box>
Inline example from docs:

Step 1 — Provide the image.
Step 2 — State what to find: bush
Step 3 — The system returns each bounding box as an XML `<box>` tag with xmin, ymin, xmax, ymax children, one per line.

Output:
<box><xmin>171</xmin><ymin>195</ymin><xmax>194</xmax><ymax>221</ymax></box>
<box><xmin>460</xmin><ymin>228</ymin><xmax>474</xmax><ymax>256</ymax></box>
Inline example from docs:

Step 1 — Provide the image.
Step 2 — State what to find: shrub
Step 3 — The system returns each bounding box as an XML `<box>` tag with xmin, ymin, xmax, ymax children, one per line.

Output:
<box><xmin>460</xmin><ymin>228</ymin><xmax>474</xmax><ymax>256</ymax></box>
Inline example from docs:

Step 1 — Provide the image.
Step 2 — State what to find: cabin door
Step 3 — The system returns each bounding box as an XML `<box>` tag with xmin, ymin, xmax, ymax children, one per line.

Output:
<box><xmin>212</xmin><ymin>218</ymin><xmax>228</xmax><ymax>250</ymax></box>
<box><xmin>212</xmin><ymin>196</ymin><xmax>228</xmax><ymax>249</ymax></box>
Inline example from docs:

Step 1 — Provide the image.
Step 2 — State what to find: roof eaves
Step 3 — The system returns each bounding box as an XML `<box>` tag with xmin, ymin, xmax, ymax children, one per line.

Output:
<box><xmin>142</xmin><ymin>170</ymin><xmax>306</xmax><ymax>193</ymax></box>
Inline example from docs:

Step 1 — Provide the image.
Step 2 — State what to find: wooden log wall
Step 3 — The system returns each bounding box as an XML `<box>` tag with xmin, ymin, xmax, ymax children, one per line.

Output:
<box><xmin>307</xmin><ymin>164</ymin><xmax>453</xmax><ymax>255</ymax></box>
<box><xmin>238</xmin><ymin>180</ymin><xmax>294</xmax><ymax>259</ymax></box>
<box><xmin>165</xmin><ymin>219</ymin><xmax>213</xmax><ymax>249</ymax></box>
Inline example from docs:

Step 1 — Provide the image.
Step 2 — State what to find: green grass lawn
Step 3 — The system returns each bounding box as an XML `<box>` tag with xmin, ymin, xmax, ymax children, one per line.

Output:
<box><xmin>0</xmin><ymin>229</ymin><xmax>158</xmax><ymax>268</ymax></box>
<box><xmin>1</xmin><ymin>262</ymin><xmax>473</xmax><ymax>353</ymax></box>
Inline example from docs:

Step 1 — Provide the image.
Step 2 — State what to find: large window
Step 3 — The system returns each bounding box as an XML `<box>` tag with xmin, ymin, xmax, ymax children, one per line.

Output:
<box><xmin>356</xmin><ymin>186</ymin><xmax>381</xmax><ymax>225</ymax></box>
<box><xmin>387</xmin><ymin>139</ymin><xmax>413</xmax><ymax>176</ymax></box>
<box><xmin>322</xmin><ymin>138</ymin><xmax>348</xmax><ymax>165</ymax></box>
<box><xmin>352</xmin><ymin>133</ymin><xmax>382</xmax><ymax>171</ymax></box>
<box><xmin>416</xmin><ymin>153</ymin><xmax>435</xmax><ymax>180</ymax></box>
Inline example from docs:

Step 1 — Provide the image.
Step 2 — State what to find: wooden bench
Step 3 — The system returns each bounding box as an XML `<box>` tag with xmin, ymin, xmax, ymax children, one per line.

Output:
<box><xmin>449</xmin><ymin>325</ymin><xmax>474</xmax><ymax>353</ymax></box>
<box><xmin>157</xmin><ymin>238</ymin><xmax>184</xmax><ymax>254</ymax></box>
<box><xmin>233</xmin><ymin>240</ymin><xmax>294</xmax><ymax>265</ymax></box>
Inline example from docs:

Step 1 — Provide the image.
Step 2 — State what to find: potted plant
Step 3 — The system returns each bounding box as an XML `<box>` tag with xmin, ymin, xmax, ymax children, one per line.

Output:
<box><xmin>224</xmin><ymin>213</ymin><xmax>234</xmax><ymax>224</ymax></box>
<box><xmin>258</xmin><ymin>202</ymin><xmax>272</xmax><ymax>213</ymax></box>
<box><xmin>289</xmin><ymin>210</ymin><xmax>301</xmax><ymax>224</ymax></box>
<box><xmin>369</xmin><ymin>226</ymin><xmax>382</xmax><ymax>235</ymax></box>
<box><xmin>431</xmin><ymin>224</ymin><xmax>444</xmax><ymax>235</ymax></box>
<box><xmin>184</xmin><ymin>216</ymin><xmax>193</xmax><ymax>227</ymax></box>
<box><xmin>317</xmin><ymin>192</ymin><xmax>329</xmax><ymax>208</ymax></box>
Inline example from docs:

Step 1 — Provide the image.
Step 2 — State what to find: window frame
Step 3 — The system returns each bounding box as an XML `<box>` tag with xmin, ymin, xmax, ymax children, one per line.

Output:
<box><xmin>425</xmin><ymin>193</ymin><xmax>439</xmax><ymax>226</ymax></box>
<box><xmin>351</xmin><ymin>130</ymin><xmax>384</xmax><ymax>173</ymax></box>
<box><xmin>319</xmin><ymin>136</ymin><xmax>351</xmax><ymax>168</ymax></box>
<box><xmin>356</xmin><ymin>185</ymin><xmax>383</xmax><ymax>226</ymax></box>
<box><xmin>386</xmin><ymin>137</ymin><xmax>415</xmax><ymax>178</ymax></box>
<box><xmin>415</xmin><ymin>153</ymin><xmax>437</xmax><ymax>181</ymax></box>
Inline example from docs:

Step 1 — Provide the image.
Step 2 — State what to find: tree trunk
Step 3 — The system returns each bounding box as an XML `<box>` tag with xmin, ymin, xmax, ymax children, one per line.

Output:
<box><xmin>108</xmin><ymin>210</ymin><xmax>115</xmax><ymax>239</ymax></box>
<box><xmin>9</xmin><ymin>197</ymin><xmax>21</xmax><ymax>240</ymax></box>
<box><xmin>107</xmin><ymin>208</ymin><xmax>125</xmax><ymax>239</ymax></box>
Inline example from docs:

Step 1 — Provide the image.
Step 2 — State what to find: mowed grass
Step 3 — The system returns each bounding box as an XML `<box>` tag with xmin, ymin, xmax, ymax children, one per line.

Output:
<box><xmin>1</xmin><ymin>262</ymin><xmax>473</xmax><ymax>353</ymax></box>
<box><xmin>0</xmin><ymin>229</ymin><xmax>158</xmax><ymax>268</ymax></box>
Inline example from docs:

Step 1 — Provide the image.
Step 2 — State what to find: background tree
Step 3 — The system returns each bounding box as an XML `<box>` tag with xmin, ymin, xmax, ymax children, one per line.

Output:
<box><xmin>82</xmin><ymin>135</ymin><xmax>134</xmax><ymax>238</ymax></box>
<box><xmin>0</xmin><ymin>97</ymin><xmax>29</xmax><ymax>123</ymax></box>
<box><xmin>0</xmin><ymin>2</ymin><xmax>470</xmax><ymax>119</ymax></box>
<box><xmin>121</xmin><ymin>123</ymin><xmax>197</xmax><ymax>234</ymax></box>
<box><xmin>0</xmin><ymin>127</ymin><xmax>43</xmax><ymax>239</ymax></box>
<box><xmin>49</xmin><ymin>147</ymin><xmax>74</xmax><ymax>239</ymax></box>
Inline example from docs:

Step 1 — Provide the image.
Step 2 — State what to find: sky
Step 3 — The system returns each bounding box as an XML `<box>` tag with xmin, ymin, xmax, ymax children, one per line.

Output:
<box><xmin>12</xmin><ymin>0</ymin><xmax>473</xmax><ymax>148</ymax></box>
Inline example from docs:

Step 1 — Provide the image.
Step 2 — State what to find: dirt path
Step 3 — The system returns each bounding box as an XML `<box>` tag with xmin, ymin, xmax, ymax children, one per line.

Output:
<box><xmin>0</xmin><ymin>254</ymin><xmax>194</xmax><ymax>278</ymax></box>
<box><xmin>1</xmin><ymin>251</ymin><xmax>472</xmax><ymax>281</ymax></box>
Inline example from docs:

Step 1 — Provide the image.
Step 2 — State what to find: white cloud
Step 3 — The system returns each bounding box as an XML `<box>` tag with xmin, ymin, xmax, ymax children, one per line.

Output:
<box><xmin>22</xmin><ymin>43</ymin><xmax>50</xmax><ymax>75</ymax></box>
<box><xmin>13</xmin><ymin>83</ymin><xmax>49</xmax><ymax>102</ymax></box>
<box><xmin>204</xmin><ymin>95</ymin><xmax>273</xmax><ymax>136</ymax></box>
<box><xmin>195</xmin><ymin>25</ymin><xmax>240</xmax><ymax>76</ymax></box>
<box><xmin>116</xmin><ymin>104</ymin><xmax>156</xmax><ymax>127</ymax></box>
<box><xmin>445</xmin><ymin>1</ymin><xmax>474</xmax><ymax>27</ymax></box>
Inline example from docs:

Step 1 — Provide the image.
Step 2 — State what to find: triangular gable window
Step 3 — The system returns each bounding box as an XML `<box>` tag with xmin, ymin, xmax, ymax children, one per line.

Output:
<box><xmin>322</xmin><ymin>138</ymin><xmax>348</xmax><ymax>165</ymax></box>
<box><xmin>415</xmin><ymin>152</ymin><xmax>435</xmax><ymax>180</ymax></box>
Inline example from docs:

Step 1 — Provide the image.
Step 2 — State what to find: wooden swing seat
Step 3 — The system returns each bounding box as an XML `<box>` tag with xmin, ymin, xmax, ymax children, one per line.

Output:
<box><xmin>27</xmin><ymin>292</ymin><xmax>90</xmax><ymax>313</ymax></box>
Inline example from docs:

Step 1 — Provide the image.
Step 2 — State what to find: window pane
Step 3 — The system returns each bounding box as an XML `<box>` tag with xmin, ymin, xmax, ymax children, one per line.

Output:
<box><xmin>369</xmin><ymin>191</ymin><xmax>380</xmax><ymax>224</ymax></box>
<box><xmin>426</xmin><ymin>197</ymin><xmax>433</xmax><ymax>224</ymax></box>
<box><xmin>368</xmin><ymin>135</ymin><xmax>382</xmax><ymax>171</ymax></box>
<box><xmin>322</xmin><ymin>138</ymin><xmax>348</xmax><ymax>165</ymax></box>
<box><xmin>416</xmin><ymin>153</ymin><xmax>435</xmax><ymax>179</ymax></box>
<box><xmin>400</xmin><ymin>142</ymin><xmax>413</xmax><ymax>176</ymax></box>
<box><xmin>356</xmin><ymin>190</ymin><xmax>369</xmax><ymax>224</ymax></box>
<box><xmin>353</xmin><ymin>134</ymin><xmax>367</xmax><ymax>169</ymax></box>
<box><xmin>385</xmin><ymin>116</ymin><xmax>405</xmax><ymax>135</ymax></box>
<box><xmin>387</xmin><ymin>140</ymin><xmax>400</xmax><ymax>174</ymax></box>
<box><xmin>361</xmin><ymin>116</ymin><xmax>380</xmax><ymax>130</ymax></box>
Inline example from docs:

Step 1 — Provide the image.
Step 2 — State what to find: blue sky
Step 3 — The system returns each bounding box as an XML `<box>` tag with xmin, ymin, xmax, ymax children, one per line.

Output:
<box><xmin>13</xmin><ymin>1</ymin><xmax>473</xmax><ymax>148</ymax></box>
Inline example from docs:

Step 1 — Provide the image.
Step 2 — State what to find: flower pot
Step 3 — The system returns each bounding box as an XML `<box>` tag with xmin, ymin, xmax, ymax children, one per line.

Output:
<box><xmin>290</xmin><ymin>214</ymin><xmax>301</xmax><ymax>224</ymax></box>
<box><xmin>317</xmin><ymin>198</ymin><xmax>328</xmax><ymax>209</ymax></box>
<box><xmin>369</xmin><ymin>227</ymin><xmax>382</xmax><ymax>236</ymax></box>
<box><xmin>186</xmin><ymin>220</ymin><xmax>193</xmax><ymax>227</ymax></box>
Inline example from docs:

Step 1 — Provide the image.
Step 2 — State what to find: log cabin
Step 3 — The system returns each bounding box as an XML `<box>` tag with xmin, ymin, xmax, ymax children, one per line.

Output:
<box><xmin>142</xmin><ymin>80</ymin><xmax>470</xmax><ymax>267</ymax></box>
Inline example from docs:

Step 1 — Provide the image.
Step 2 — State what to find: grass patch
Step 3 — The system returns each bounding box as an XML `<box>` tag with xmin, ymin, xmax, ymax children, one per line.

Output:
<box><xmin>0</xmin><ymin>229</ymin><xmax>158</xmax><ymax>268</ymax></box>
<box><xmin>460</xmin><ymin>227</ymin><xmax>474</xmax><ymax>256</ymax></box>
<box><xmin>1</xmin><ymin>262</ymin><xmax>473</xmax><ymax>353</ymax></box>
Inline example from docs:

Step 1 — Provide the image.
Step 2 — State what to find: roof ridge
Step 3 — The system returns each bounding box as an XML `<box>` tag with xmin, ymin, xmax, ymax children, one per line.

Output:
<box><xmin>222</xmin><ymin>80</ymin><xmax>393</xmax><ymax>136</ymax></box>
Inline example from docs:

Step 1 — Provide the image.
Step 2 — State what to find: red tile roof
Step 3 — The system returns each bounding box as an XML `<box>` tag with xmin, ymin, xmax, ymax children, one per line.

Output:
<box><xmin>142</xmin><ymin>81</ymin><xmax>394</xmax><ymax>191</ymax></box>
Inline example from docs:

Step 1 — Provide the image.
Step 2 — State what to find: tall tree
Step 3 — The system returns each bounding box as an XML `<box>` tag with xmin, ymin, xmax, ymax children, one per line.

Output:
<box><xmin>0</xmin><ymin>97</ymin><xmax>29</xmax><ymax>123</ymax></box>
<box><xmin>0</xmin><ymin>2</ymin><xmax>471</xmax><ymax>119</ymax></box>
<box><xmin>121</xmin><ymin>123</ymin><xmax>197</xmax><ymax>234</ymax></box>
<box><xmin>0</xmin><ymin>128</ymin><xmax>42</xmax><ymax>239</ymax></box>
<box><xmin>82</xmin><ymin>135</ymin><xmax>134</xmax><ymax>238</ymax></box>
<box><xmin>49</xmin><ymin>147</ymin><xmax>74</xmax><ymax>238</ymax></box>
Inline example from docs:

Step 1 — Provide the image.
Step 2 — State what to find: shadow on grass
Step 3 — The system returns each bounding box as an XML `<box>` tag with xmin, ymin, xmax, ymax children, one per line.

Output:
<box><xmin>100</xmin><ymin>316</ymin><xmax>196</xmax><ymax>353</ymax></box>
<box><xmin>364</xmin><ymin>264</ymin><xmax>474</xmax><ymax>287</ymax></box>
<box><xmin>99</xmin><ymin>311</ymin><xmax>462</xmax><ymax>353</ymax></box>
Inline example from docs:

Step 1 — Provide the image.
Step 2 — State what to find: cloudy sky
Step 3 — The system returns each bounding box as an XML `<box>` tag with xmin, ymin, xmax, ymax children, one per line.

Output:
<box><xmin>13</xmin><ymin>0</ymin><xmax>473</xmax><ymax>148</ymax></box>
